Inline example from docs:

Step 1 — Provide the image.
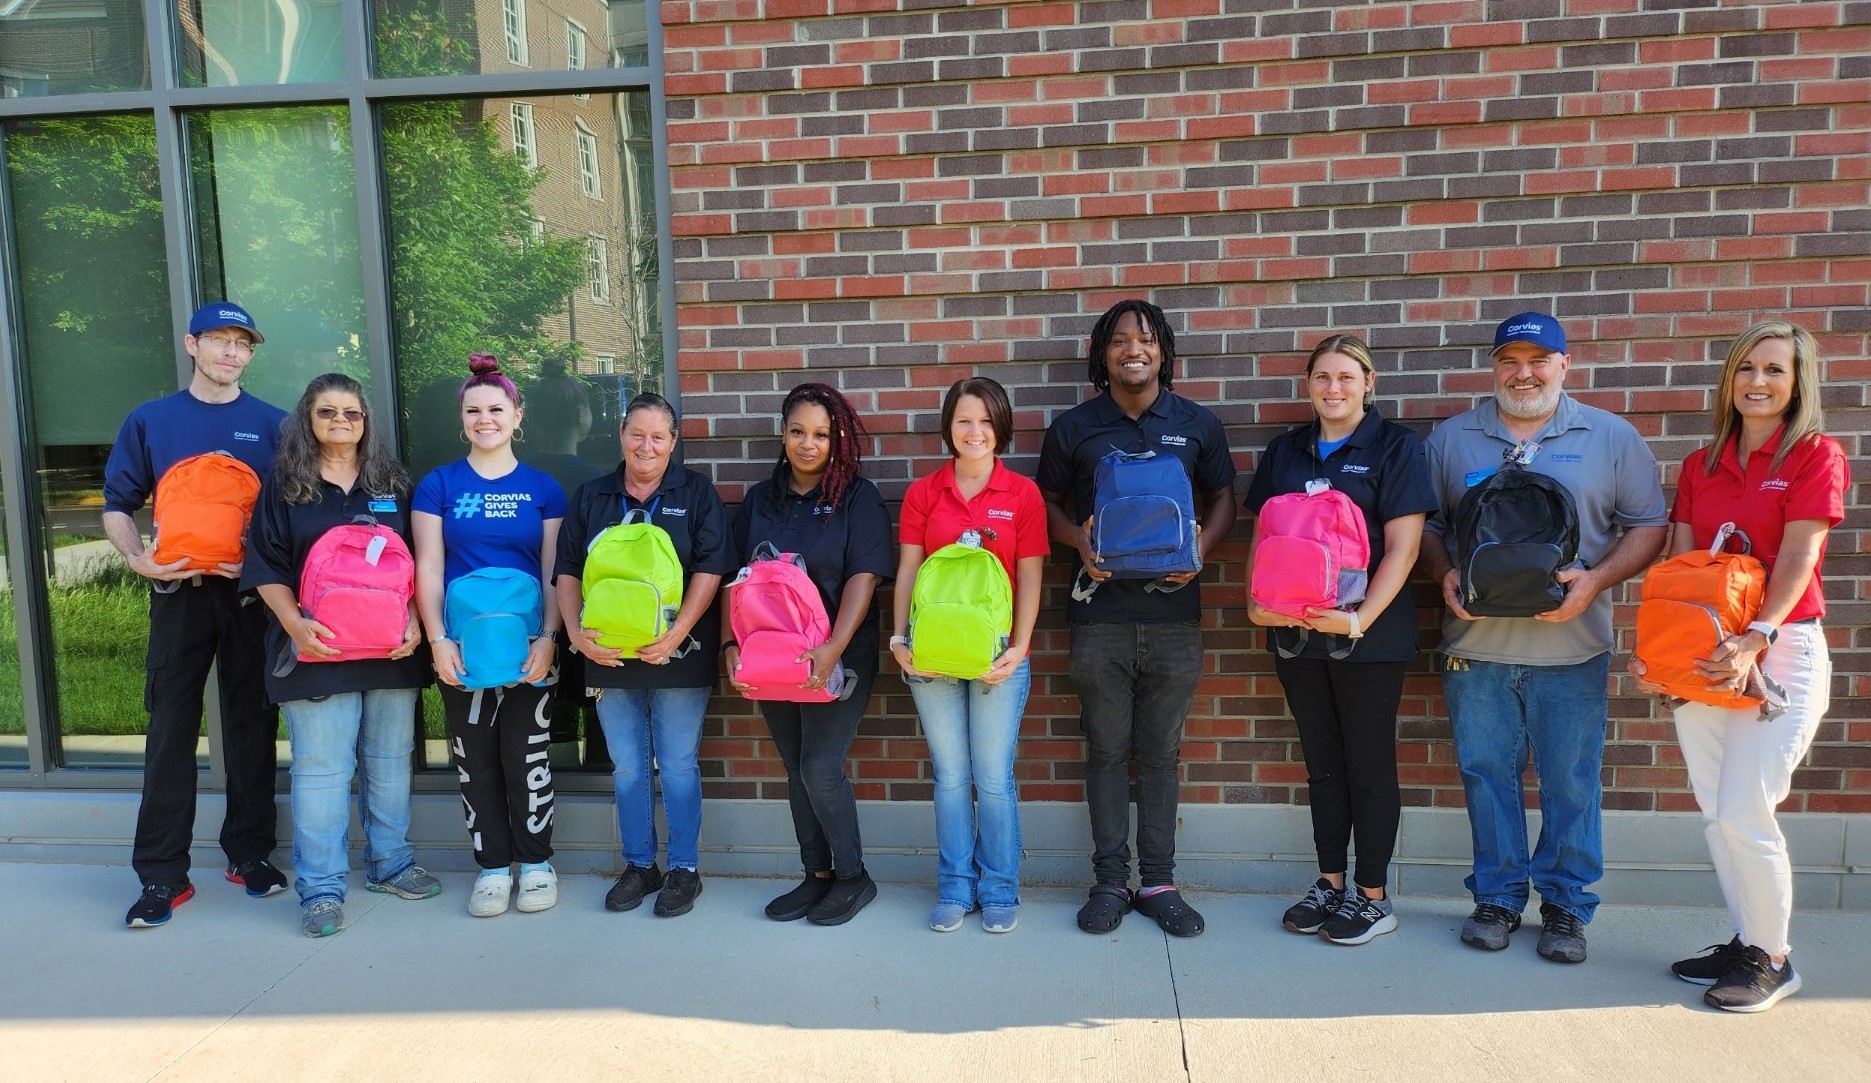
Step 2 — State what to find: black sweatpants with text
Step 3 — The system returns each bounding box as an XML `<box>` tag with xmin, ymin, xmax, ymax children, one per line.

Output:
<box><xmin>440</xmin><ymin>680</ymin><xmax>556</xmax><ymax>868</ymax></box>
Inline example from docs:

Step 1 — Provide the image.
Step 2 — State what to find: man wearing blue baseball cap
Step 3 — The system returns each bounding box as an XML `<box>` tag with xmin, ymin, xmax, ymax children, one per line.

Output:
<box><xmin>1416</xmin><ymin>311</ymin><xmax>1667</xmax><ymax>964</ymax></box>
<box><xmin>102</xmin><ymin>301</ymin><xmax>291</xmax><ymax>928</ymax></box>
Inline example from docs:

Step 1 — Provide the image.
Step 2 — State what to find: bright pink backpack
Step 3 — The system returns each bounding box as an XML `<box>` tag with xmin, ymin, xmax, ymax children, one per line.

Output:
<box><xmin>296</xmin><ymin>518</ymin><xmax>415</xmax><ymax>662</ymax></box>
<box><xmin>727</xmin><ymin>544</ymin><xmax>844</xmax><ymax>703</ymax></box>
<box><xmin>1251</xmin><ymin>487</ymin><xmax>1371</xmax><ymax>623</ymax></box>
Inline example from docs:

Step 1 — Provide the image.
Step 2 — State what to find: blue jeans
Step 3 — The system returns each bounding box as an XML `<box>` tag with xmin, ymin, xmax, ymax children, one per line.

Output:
<box><xmin>909</xmin><ymin>659</ymin><xmax>1030</xmax><ymax>909</ymax></box>
<box><xmin>593</xmin><ymin>685</ymin><xmax>712</xmax><ymax>870</ymax></box>
<box><xmin>1442</xmin><ymin>653</ymin><xmax>1610</xmax><ymax>922</ymax></box>
<box><xmin>282</xmin><ymin>688</ymin><xmax>420</xmax><ymax>905</ymax></box>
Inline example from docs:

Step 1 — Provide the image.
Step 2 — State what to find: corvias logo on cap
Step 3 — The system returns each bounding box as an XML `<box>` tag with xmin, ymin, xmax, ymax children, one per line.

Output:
<box><xmin>219</xmin><ymin>309</ymin><xmax>246</xmax><ymax>320</ymax></box>
<box><xmin>1506</xmin><ymin>322</ymin><xmax>1544</xmax><ymax>336</ymax></box>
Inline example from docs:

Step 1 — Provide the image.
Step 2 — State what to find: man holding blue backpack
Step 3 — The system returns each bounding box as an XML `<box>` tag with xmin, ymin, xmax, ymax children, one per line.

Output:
<box><xmin>1038</xmin><ymin>300</ymin><xmax>1237</xmax><ymax>938</ymax></box>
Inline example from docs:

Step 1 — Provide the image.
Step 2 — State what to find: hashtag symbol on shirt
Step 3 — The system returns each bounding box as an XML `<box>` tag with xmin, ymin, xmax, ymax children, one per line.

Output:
<box><xmin>451</xmin><ymin>493</ymin><xmax>484</xmax><ymax>519</ymax></box>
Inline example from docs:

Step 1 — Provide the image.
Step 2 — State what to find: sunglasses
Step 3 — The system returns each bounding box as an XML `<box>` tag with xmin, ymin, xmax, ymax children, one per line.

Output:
<box><xmin>314</xmin><ymin>407</ymin><xmax>366</xmax><ymax>422</ymax></box>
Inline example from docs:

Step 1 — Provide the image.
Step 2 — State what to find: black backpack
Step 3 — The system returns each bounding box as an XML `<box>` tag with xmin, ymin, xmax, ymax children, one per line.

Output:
<box><xmin>1451</xmin><ymin>448</ymin><xmax>1581</xmax><ymax>617</ymax></box>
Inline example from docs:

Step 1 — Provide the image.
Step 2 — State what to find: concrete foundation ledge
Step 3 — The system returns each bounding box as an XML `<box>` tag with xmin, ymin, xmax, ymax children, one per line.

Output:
<box><xmin>2</xmin><ymin>789</ymin><xmax>1866</xmax><ymax>910</ymax></box>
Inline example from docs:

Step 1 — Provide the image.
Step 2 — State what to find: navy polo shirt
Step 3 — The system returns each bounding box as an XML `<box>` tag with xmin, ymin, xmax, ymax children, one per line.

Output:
<box><xmin>1245</xmin><ymin>408</ymin><xmax>1438</xmax><ymax>663</ymax></box>
<box><xmin>242</xmin><ymin>477</ymin><xmax>431</xmax><ymax>704</ymax></box>
<box><xmin>1037</xmin><ymin>389</ymin><xmax>1237</xmax><ymax>623</ymax></box>
<box><xmin>730</xmin><ymin>475</ymin><xmax>895</xmax><ymax>645</ymax></box>
<box><xmin>557</xmin><ymin>465</ymin><xmax>735</xmax><ymax>689</ymax></box>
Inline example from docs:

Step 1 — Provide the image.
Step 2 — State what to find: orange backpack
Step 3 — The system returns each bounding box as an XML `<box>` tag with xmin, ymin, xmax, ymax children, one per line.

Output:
<box><xmin>150</xmin><ymin>452</ymin><xmax>263</xmax><ymax>572</ymax></box>
<box><xmin>1634</xmin><ymin>522</ymin><xmax>1774</xmax><ymax>712</ymax></box>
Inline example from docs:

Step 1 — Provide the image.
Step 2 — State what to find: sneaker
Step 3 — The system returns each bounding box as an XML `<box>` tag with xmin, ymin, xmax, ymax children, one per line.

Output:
<box><xmin>929</xmin><ymin>901</ymin><xmax>968</xmax><ymax>933</ymax></box>
<box><xmin>468</xmin><ymin>870</ymin><xmax>513</xmax><ymax>918</ymax></box>
<box><xmin>1076</xmin><ymin>884</ymin><xmax>1132</xmax><ymax>934</ymax></box>
<box><xmin>765</xmin><ymin>874</ymin><xmax>835</xmax><ymax>922</ymax></box>
<box><xmin>807</xmin><ymin>869</ymin><xmax>878</xmax><ymax>926</ymax></box>
<box><xmin>1282</xmin><ymin>878</ymin><xmax>1344</xmax><ymax>934</ymax></box>
<box><xmin>1459</xmin><ymin>902</ymin><xmax>1522</xmax><ymax>951</ymax></box>
<box><xmin>126</xmin><ymin>882</ymin><xmax>195</xmax><ymax>928</ymax></box>
<box><xmin>368</xmin><ymin>866</ymin><xmax>441</xmax><ymax>901</ymax></box>
<box><xmin>516</xmin><ymin>864</ymin><xmax>558</xmax><ymax>913</ymax></box>
<box><xmin>1536</xmin><ymin>903</ymin><xmax>1588</xmax><ymax>963</ymax></box>
<box><xmin>604</xmin><ymin>864</ymin><xmax>665</xmax><ymax>913</ymax></box>
<box><xmin>1671</xmin><ymin>936</ymin><xmax>1746</xmax><ymax>986</ymax></box>
<box><xmin>981</xmin><ymin>905</ymin><xmax>1018</xmax><ymax>934</ymax></box>
<box><xmin>301</xmin><ymin>899</ymin><xmax>344</xmax><ymax>938</ymax></box>
<box><xmin>225</xmin><ymin>860</ymin><xmax>287</xmax><ymax>898</ymax></box>
<box><xmin>1133</xmin><ymin>886</ymin><xmax>1205</xmax><ymax>937</ymax></box>
<box><xmin>654</xmin><ymin>868</ymin><xmax>704</xmax><ymax>917</ymax></box>
<box><xmin>1320</xmin><ymin>890</ymin><xmax>1398</xmax><ymax>946</ymax></box>
<box><xmin>1704</xmin><ymin>946</ymin><xmax>1801</xmax><ymax>1013</ymax></box>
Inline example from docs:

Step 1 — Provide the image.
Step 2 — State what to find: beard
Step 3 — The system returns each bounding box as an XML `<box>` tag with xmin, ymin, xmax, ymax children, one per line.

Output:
<box><xmin>1495</xmin><ymin>382</ymin><xmax>1560</xmax><ymax>420</ymax></box>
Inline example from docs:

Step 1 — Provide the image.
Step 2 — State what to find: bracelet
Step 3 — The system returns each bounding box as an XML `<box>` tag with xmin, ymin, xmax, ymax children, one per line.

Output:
<box><xmin>721</xmin><ymin>640</ymin><xmax>738</xmax><ymax>651</ymax></box>
<box><xmin>429</xmin><ymin>635</ymin><xmax>452</xmax><ymax>645</ymax></box>
<box><xmin>889</xmin><ymin>635</ymin><xmax>909</xmax><ymax>648</ymax></box>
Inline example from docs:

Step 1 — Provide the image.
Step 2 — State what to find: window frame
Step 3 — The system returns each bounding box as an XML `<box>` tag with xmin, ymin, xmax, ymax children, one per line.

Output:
<box><xmin>504</xmin><ymin>0</ymin><xmax>530</xmax><ymax>67</ymax></box>
<box><xmin>510</xmin><ymin>101</ymin><xmax>536</xmax><ymax>167</ymax></box>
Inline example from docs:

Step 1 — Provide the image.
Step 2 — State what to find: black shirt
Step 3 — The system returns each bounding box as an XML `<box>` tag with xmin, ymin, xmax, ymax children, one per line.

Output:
<box><xmin>557</xmin><ymin>464</ymin><xmax>734</xmax><ymax>689</ymax></box>
<box><xmin>730</xmin><ymin>475</ymin><xmax>895</xmax><ymax>655</ymax></box>
<box><xmin>242</xmin><ymin>476</ymin><xmax>431</xmax><ymax>704</ymax></box>
<box><xmin>1244</xmin><ymin>407</ymin><xmax>1438</xmax><ymax>663</ymax></box>
<box><xmin>1037</xmin><ymin>389</ymin><xmax>1238</xmax><ymax>623</ymax></box>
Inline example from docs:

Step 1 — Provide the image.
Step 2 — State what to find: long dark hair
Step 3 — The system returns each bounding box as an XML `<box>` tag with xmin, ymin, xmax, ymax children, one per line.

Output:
<box><xmin>767</xmin><ymin>383</ymin><xmax>866</xmax><ymax>514</ymax></box>
<box><xmin>1086</xmin><ymin>299</ymin><xmax>1178</xmax><ymax>393</ymax></box>
<box><xmin>274</xmin><ymin>373</ymin><xmax>409</xmax><ymax>504</ymax></box>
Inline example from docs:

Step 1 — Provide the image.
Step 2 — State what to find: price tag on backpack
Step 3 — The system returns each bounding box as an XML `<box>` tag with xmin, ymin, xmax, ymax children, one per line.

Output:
<box><xmin>364</xmin><ymin>535</ymin><xmax>387</xmax><ymax>567</ymax></box>
<box><xmin>1304</xmin><ymin>479</ymin><xmax>1331</xmax><ymax>497</ymax></box>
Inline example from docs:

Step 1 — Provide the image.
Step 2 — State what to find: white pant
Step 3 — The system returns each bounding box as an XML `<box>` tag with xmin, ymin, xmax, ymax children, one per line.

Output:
<box><xmin>1672</xmin><ymin>621</ymin><xmax>1831</xmax><ymax>957</ymax></box>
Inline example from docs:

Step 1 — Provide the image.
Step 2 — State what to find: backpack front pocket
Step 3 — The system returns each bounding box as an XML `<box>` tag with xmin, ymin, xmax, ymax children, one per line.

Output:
<box><xmin>584</xmin><ymin>577</ymin><xmax>666</xmax><ymax>653</ymax></box>
<box><xmin>459</xmin><ymin>613</ymin><xmax>531</xmax><ymax>688</ymax></box>
<box><xmin>736</xmin><ymin>629</ymin><xmax>813</xmax><ymax>690</ymax></box>
<box><xmin>309</xmin><ymin>586</ymin><xmax>406</xmax><ymax>657</ymax></box>
<box><xmin>1252</xmin><ymin>534</ymin><xmax>1337</xmax><ymax>618</ymax></box>
<box><xmin>912</xmin><ymin>603</ymin><xmax>1000</xmax><ymax>680</ymax></box>
<box><xmin>1636</xmin><ymin>599</ymin><xmax>1729</xmax><ymax>696</ymax></box>
<box><xmin>1095</xmin><ymin>495</ymin><xmax>1185</xmax><ymax>558</ymax></box>
<box><xmin>1465</xmin><ymin>542</ymin><xmax>1565</xmax><ymax>617</ymax></box>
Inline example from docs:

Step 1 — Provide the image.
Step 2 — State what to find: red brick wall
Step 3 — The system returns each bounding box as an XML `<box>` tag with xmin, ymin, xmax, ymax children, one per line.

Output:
<box><xmin>659</xmin><ymin>0</ymin><xmax>1871</xmax><ymax>814</ymax></box>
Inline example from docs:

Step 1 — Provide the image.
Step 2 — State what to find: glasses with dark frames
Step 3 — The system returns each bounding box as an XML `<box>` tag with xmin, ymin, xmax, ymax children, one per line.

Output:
<box><xmin>313</xmin><ymin>407</ymin><xmax>366</xmax><ymax>422</ymax></box>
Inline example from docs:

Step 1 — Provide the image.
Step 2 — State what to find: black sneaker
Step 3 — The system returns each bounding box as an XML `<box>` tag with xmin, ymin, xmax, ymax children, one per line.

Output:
<box><xmin>1282</xmin><ymin>878</ymin><xmax>1343</xmax><ymax>934</ymax></box>
<box><xmin>1705</xmin><ymin>945</ymin><xmax>1801</xmax><ymax>1013</ymax></box>
<box><xmin>1671</xmin><ymin>937</ymin><xmax>1746</xmax><ymax>986</ymax></box>
<box><xmin>1132</xmin><ymin>887</ymin><xmax>1205</xmax><ymax>938</ymax></box>
<box><xmin>126</xmin><ymin>882</ymin><xmax>195</xmax><ymax>928</ymax></box>
<box><xmin>225</xmin><ymin>859</ymin><xmax>287</xmax><ymax>898</ymax></box>
<box><xmin>1320</xmin><ymin>890</ymin><xmax>1398</xmax><ymax>946</ymax></box>
<box><xmin>1459</xmin><ymin>902</ymin><xmax>1522</xmax><ymax>951</ymax></box>
<box><xmin>806</xmin><ymin>869</ymin><xmax>877</xmax><ymax>926</ymax></box>
<box><xmin>654</xmin><ymin>868</ymin><xmax>703</xmax><ymax>918</ymax></box>
<box><xmin>604</xmin><ymin>863</ymin><xmax>664</xmax><ymax>912</ymax></box>
<box><xmin>765</xmin><ymin>874</ymin><xmax>835</xmax><ymax>922</ymax></box>
<box><xmin>1536</xmin><ymin>903</ymin><xmax>1588</xmax><ymax>964</ymax></box>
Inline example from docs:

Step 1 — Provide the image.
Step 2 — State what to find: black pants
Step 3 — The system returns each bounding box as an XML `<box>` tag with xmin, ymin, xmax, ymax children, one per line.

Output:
<box><xmin>441</xmin><ymin>681</ymin><xmax>556</xmax><ymax>868</ymax></box>
<box><xmin>133</xmin><ymin>578</ymin><xmax>279</xmax><ymax>886</ymax></box>
<box><xmin>1068</xmin><ymin>621</ymin><xmax>1205</xmax><ymax>888</ymax></box>
<box><xmin>1274</xmin><ymin>655</ymin><xmax>1409</xmax><ymax>891</ymax></box>
<box><xmin>759</xmin><ymin>628</ymin><xmax>878</xmax><ymax>880</ymax></box>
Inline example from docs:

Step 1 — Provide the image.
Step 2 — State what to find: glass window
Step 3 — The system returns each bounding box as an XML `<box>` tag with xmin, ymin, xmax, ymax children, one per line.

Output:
<box><xmin>0</xmin><ymin>0</ymin><xmax>150</xmax><ymax>96</ymax></box>
<box><xmin>576</xmin><ymin>123</ymin><xmax>599</xmax><ymax>199</ymax></box>
<box><xmin>510</xmin><ymin>102</ymin><xmax>535</xmax><ymax>167</ymax></box>
<box><xmin>374</xmin><ymin>0</ymin><xmax>649</xmax><ymax>78</ymax></box>
<box><xmin>568</xmin><ymin>19</ymin><xmax>588</xmax><ymax>101</ymax></box>
<box><xmin>5</xmin><ymin>114</ymin><xmax>174</xmax><ymax>768</ymax></box>
<box><xmin>587</xmin><ymin>235</ymin><xmax>608</xmax><ymax>302</ymax></box>
<box><xmin>175</xmin><ymin>0</ymin><xmax>346</xmax><ymax>87</ymax></box>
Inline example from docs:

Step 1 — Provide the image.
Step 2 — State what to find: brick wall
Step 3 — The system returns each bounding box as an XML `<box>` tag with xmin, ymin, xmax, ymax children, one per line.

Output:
<box><xmin>659</xmin><ymin>0</ymin><xmax>1871</xmax><ymax>815</ymax></box>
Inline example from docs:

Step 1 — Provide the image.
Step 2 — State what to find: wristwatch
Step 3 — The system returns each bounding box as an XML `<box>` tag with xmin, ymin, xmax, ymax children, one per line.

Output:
<box><xmin>1745</xmin><ymin>621</ymin><xmax>1779</xmax><ymax>645</ymax></box>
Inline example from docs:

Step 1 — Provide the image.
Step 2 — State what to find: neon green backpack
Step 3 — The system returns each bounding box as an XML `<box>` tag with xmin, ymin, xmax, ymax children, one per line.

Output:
<box><xmin>582</xmin><ymin>501</ymin><xmax>684</xmax><ymax>657</ymax></box>
<box><xmin>909</xmin><ymin>532</ymin><xmax>1013</xmax><ymax>680</ymax></box>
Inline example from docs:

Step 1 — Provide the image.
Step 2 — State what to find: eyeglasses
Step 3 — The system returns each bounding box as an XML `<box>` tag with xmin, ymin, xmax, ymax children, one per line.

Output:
<box><xmin>313</xmin><ymin>407</ymin><xmax>366</xmax><ymax>422</ymax></box>
<box><xmin>197</xmin><ymin>334</ymin><xmax>256</xmax><ymax>354</ymax></box>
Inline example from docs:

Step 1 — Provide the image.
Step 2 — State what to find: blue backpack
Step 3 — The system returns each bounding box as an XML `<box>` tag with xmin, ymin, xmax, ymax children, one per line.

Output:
<box><xmin>443</xmin><ymin>567</ymin><xmax>544</xmax><ymax>690</ymax></box>
<box><xmin>1074</xmin><ymin>449</ymin><xmax>1201</xmax><ymax>600</ymax></box>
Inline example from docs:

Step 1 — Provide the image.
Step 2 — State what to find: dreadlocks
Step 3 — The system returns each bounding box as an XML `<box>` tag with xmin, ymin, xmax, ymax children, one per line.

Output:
<box><xmin>1085</xmin><ymin>299</ymin><xmax>1178</xmax><ymax>393</ymax></box>
<box><xmin>768</xmin><ymin>382</ymin><xmax>867</xmax><ymax>514</ymax></box>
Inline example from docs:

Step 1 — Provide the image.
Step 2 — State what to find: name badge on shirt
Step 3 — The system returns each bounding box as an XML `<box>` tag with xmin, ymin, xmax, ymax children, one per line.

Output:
<box><xmin>1463</xmin><ymin>468</ymin><xmax>1495</xmax><ymax>488</ymax></box>
<box><xmin>368</xmin><ymin>497</ymin><xmax>397</xmax><ymax>513</ymax></box>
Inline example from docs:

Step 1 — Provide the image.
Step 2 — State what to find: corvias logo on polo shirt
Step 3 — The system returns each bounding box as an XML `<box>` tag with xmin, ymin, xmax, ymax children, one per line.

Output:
<box><xmin>1760</xmin><ymin>478</ymin><xmax>1790</xmax><ymax>491</ymax></box>
<box><xmin>661</xmin><ymin>506</ymin><xmax>688</xmax><ymax>516</ymax></box>
<box><xmin>1339</xmin><ymin>463</ymin><xmax>1370</xmax><ymax>474</ymax></box>
<box><xmin>986</xmin><ymin>508</ymin><xmax>1015</xmax><ymax>521</ymax></box>
<box><xmin>1158</xmin><ymin>434</ymin><xmax>1188</xmax><ymax>446</ymax></box>
<box><xmin>232</xmin><ymin>431</ymin><xmax>261</xmax><ymax>442</ymax></box>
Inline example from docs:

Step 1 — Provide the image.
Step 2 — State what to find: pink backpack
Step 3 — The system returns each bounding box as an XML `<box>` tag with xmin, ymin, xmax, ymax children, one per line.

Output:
<box><xmin>296</xmin><ymin>519</ymin><xmax>416</xmax><ymax>662</ymax></box>
<box><xmin>727</xmin><ymin>544</ymin><xmax>844</xmax><ymax>703</ymax></box>
<box><xmin>1251</xmin><ymin>487</ymin><xmax>1371</xmax><ymax>623</ymax></box>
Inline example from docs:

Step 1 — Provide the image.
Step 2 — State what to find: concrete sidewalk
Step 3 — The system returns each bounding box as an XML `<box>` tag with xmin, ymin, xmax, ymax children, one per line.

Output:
<box><xmin>4</xmin><ymin>862</ymin><xmax>1868</xmax><ymax>1082</ymax></box>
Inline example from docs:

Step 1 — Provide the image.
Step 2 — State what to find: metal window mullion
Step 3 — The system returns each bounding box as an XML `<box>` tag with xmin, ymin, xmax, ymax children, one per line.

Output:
<box><xmin>646</xmin><ymin>9</ymin><xmax>677</xmax><ymax>407</ymax></box>
<box><xmin>0</xmin><ymin>92</ymin><xmax>159</xmax><ymax>120</ymax></box>
<box><xmin>342</xmin><ymin>0</ymin><xmax>398</xmax><ymax>451</ymax></box>
<box><xmin>358</xmin><ymin>67</ymin><xmax>656</xmax><ymax>103</ymax></box>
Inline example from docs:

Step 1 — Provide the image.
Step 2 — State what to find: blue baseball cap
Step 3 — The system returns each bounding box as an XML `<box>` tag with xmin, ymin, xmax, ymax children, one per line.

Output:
<box><xmin>188</xmin><ymin>302</ymin><xmax>265</xmax><ymax>344</ymax></box>
<box><xmin>1491</xmin><ymin>311</ymin><xmax>1564</xmax><ymax>356</ymax></box>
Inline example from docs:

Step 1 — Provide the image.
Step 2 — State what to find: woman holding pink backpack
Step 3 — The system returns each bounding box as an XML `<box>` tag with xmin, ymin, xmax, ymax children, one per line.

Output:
<box><xmin>726</xmin><ymin>383</ymin><xmax>894</xmax><ymax>926</ymax></box>
<box><xmin>1244</xmin><ymin>335</ymin><xmax>1436</xmax><ymax>946</ymax></box>
<box><xmin>244</xmin><ymin>373</ymin><xmax>436</xmax><ymax>938</ymax></box>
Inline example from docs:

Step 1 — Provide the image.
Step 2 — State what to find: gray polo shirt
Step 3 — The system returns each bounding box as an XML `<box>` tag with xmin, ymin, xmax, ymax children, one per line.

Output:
<box><xmin>1423</xmin><ymin>394</ymin><xmax>1667</xmax><ymax>666</ymax></box>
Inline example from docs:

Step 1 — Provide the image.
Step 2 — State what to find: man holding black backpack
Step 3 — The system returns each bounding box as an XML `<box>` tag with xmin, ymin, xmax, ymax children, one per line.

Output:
<box><xmin>1418</xmin><ymin>312</ymin><xmax>1667</xmax><ymax>963</ymax></box>
<box><xmin>1039</xmin><ymin>300</ymin><xmax>1237</xmax><ymax>938</ymax></box>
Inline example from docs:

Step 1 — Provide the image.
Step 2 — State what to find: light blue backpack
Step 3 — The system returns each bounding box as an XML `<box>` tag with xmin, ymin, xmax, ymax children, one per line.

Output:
<box><xmin>443</xmin><ymin>568</ymin><xmax>543</xmax><ymax>690</ymax></box>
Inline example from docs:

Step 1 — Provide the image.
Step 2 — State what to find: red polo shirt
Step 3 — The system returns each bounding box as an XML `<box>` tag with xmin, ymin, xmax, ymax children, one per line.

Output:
<box><xmin>1671</xmin><ymin>425</ymin><xmax>1849</xmax><ymax>624</ymax></box>
<box><xmin>899</xmin><ymin>459</ymin><xmax>1050</xmax><ymax>582</ymax></box>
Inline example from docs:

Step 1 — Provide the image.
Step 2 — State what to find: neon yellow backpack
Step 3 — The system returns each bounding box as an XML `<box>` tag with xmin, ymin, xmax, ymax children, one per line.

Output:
<box><xmin>909</xmin><ymin>532</ymin><xmax>1013</xmax><ymax>680</ymax></box>
<box><xmin>582</xmin><ymin>501</ymin><xmax>684</xmax><ymax>657</ymax></box>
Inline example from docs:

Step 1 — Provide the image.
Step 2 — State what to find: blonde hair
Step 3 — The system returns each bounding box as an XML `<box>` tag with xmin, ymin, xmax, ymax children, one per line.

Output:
<box><xmin>1705</xmin><ymin>320</ymin><xmax>1824</xmax><ymax>477</ymax></box>
<box><xmin>1306</xmin><ymin>335</ymin><xmax>1377</xmax><ymax>409</ymax></box>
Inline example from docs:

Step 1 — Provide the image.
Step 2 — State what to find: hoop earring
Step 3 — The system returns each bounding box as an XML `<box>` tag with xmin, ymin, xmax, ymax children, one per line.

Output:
<box><xmin>458</xmin><ymin>431</ymin><xmax>469</xmax><ymax>444</ymax></box>
<box><xmin>514</xmin><ymin>427</ymin><xmax>525</xmax><ymax>443</ymax></box>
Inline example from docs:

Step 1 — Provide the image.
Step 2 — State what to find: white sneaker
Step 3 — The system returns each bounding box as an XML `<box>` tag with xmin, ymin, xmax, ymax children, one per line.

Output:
<box><xmin>516</xmin><ymin>865</ymin><xmax>558</xmax><ymax>913</ymax></box>
<box><xmin>469</xmin><ymin>871</ymin><xmax>512</xmax><ymax>918</ymax></box>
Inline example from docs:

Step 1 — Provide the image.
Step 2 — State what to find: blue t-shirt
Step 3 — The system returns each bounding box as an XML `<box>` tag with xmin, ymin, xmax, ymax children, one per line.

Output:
<box><xmin>103</xmin><ymin>389</ymin><xmax>287</xmax><ymax>515</ymax></box>
<box><xmin>413</xmin><ymin>459</ymin><xmax>567</xmax><ymax>587</ymax></box>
